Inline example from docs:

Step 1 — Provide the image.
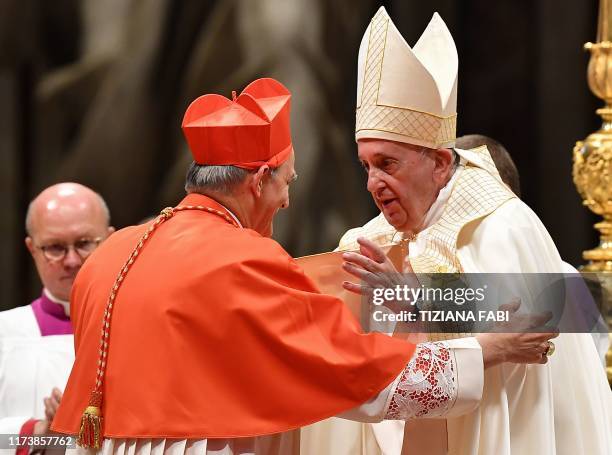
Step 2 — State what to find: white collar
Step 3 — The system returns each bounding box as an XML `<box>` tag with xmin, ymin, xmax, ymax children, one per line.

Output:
<box><xmin>43</xmin><ymin>288</ymin><xmax>70</xmax><ymax>317</ymax></box>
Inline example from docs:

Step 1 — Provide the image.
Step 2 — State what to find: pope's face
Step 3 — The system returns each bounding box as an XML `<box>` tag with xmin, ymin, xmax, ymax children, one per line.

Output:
<box><xmin>358</xmin><ymin>139</ymin><xmax>443</xmax><ymax>233</ymax></box>
<box><xmin>255</xmin><ymin>152</ymin><xmax>297</xmax><ymax>237</ymax></box>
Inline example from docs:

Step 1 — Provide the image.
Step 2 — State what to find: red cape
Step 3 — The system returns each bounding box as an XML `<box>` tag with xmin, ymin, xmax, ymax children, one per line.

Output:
<box><xmin>52</xmin><ymin>193</ymin><xmax>413</xmax><ymax>438</ymax></box>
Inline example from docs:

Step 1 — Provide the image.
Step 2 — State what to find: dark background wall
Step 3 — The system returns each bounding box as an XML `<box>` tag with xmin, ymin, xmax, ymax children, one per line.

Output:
<box><xmin>0</xmin><ymin>0</ymin><xmax>602</xmax><ymax>309</ymax></box>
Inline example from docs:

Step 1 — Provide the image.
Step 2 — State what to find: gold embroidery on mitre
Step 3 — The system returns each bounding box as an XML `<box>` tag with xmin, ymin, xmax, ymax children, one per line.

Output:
<box><xmin>356</xmin><ymin>8</ymin><xmax>457</xmax><ymax>148</ymax></box>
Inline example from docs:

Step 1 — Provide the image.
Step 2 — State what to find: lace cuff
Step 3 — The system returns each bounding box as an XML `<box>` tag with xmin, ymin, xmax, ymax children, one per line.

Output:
<box><xmin>385</xmin><ymin>341</ymin><xmax>457</xmax><ymax>420</ymax></box>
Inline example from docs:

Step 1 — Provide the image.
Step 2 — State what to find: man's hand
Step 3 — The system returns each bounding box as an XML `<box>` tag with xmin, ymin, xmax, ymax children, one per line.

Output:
<box><xmin>33</xmin><ymin>387</ymin><xmax>63</xmax><ymax>436</ymax></box>
<box><xmin>342</xmin><ymin>239</ymin><xmax>559</xmax><ymax>368</ymax></box>
<box><xmin>341</xmin><ymin>237</ymin><xmax>419</xmax><ymax>313</ymax></box>
<box><xmin>44</xmin><ymin>387</ymin><xmax>62</xmax><ymax>423</ymax></box>
<box><xmin>33</xmin><ymin>419</ymin><xmax>50</xmax><ymax>436</ymax></box>
<box><xmin>476</xmin><ymin>301</ymin><xmax>559</xmax><ymax>368</ymax></box>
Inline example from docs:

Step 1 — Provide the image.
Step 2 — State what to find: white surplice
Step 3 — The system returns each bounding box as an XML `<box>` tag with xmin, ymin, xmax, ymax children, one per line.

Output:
<box><xmin>0</xmin><ymin>305</ymin><xmax>74</xmax><ymax>433</ymax></box>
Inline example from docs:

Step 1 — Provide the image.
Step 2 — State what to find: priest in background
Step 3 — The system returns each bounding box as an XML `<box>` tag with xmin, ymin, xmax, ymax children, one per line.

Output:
<box><xmin>0</xmin><ymin>183</ymin><xmax>114</xmax><ymax>443</ymax></box>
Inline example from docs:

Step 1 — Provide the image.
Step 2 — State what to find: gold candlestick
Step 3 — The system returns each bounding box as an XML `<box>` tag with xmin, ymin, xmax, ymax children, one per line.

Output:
<box><xmin>573</xmin><ymin>0</ymin><xmax>612</xmax><ymax>382</ymax></box>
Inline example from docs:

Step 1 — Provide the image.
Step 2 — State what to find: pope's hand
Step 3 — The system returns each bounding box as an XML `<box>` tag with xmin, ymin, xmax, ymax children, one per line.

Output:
<box><xmin>341</xmin><ymin>237</ymin><xmax>419</xmax><ymax>313</ymax></box>
<box><xmin>476</xmin><ymin>300</ymin><xmax>559</xmax><ymax>367</ymax></box>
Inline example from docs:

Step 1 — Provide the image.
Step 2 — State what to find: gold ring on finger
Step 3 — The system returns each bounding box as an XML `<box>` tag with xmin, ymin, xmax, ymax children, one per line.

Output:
<box><xmin>545</xmin><ymin>340</ymin><xmax>555</xmax><ymax>357</ymax></box>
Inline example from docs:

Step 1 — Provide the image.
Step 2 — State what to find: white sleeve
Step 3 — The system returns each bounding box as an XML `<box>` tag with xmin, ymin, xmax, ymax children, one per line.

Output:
<box><xmin>0</xmin><ymin>416</ymin><xmax>29</xmax><ymax>434</ymax></box>
<box><xmin>338</xmin><ymin>338</ymin><xmax>483</xmax><ymax>422</ymax></box>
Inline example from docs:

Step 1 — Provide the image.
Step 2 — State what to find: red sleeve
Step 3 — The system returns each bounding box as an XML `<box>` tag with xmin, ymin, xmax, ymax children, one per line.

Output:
<box><xmin>16</xmin><ymin>419</ymin><xmax>37</xmax><ymax>455</ymax></box>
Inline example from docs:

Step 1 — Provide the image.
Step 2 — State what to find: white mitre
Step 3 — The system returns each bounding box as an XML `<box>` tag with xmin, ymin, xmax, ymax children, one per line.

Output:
<box><xmin>356</xmin><ymin>7</ymin><xmax>458</xmax><ymax>149</ymax></box>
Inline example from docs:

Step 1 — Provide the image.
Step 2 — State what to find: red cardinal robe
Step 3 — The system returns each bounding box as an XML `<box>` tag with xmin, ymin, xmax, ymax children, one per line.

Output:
<box><xmin>51</xmin><ymin>193</ymin><xmax>413</xmax><ymax>439</ymax></box>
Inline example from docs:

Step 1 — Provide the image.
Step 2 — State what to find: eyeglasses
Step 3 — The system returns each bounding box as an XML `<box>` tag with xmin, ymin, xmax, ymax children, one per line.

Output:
<box><xmin>35</xmin><ymin>238</ymin><xmax>103</xmax><ymax>262</ymax></box>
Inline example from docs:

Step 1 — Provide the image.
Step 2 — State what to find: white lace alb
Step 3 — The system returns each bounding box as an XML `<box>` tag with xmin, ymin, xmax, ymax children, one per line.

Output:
<box><xmin>385</xmin><ymin>341</ymin><xmax>456</xmax><ymax>419</ymax></box>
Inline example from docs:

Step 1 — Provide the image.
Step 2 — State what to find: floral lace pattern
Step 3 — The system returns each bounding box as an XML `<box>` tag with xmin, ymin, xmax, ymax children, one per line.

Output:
<box><xmin>385</xmin><ymin>342</ymin><xmax>456</xmax><ymax>419</ymax></box>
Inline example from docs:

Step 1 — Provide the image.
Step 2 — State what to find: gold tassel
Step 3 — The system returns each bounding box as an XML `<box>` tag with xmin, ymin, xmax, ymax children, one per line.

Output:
<box><xmin>77</xmin><ymin>392</ymin><xmax>103</xmax><ymax>449</ymax></box>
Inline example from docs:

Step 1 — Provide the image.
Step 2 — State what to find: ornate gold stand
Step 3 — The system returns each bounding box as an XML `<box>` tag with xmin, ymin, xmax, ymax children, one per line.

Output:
<box><xmin>573</xmin><ymin>0</ymin><xmax>612</xmax><ymax>382</ymax></box>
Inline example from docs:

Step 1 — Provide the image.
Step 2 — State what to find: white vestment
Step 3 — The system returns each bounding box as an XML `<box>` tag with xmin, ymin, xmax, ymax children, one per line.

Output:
<box><xmin>0</xmin><ymin>305</ymin><xmax>74</xmax><ymax>434</ymax></box>
<box><xmin>304</xmin><ymin>153</ymin><xmax>612</xmax><ymax>455</ymax></box>
<box><xmin>437</xmin><ymin>199</ymin><xmax>611</xmax><ymax>455</ymax></box>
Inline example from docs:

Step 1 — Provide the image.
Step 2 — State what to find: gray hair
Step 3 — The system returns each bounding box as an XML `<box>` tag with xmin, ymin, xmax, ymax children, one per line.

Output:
<box><xmin>452</xmin><ymin>149</ymin><xmax>460</xmax><ymax>168</ymax></box>
<box><xmin>420</xmin><ymin>146</ymin><xmax>460</xmax><ymax>169</ymax></box>
<box><xmin>184</xmin><ymin>161</ymin><xmax>277</xmax><ymax>194</ymax></box>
